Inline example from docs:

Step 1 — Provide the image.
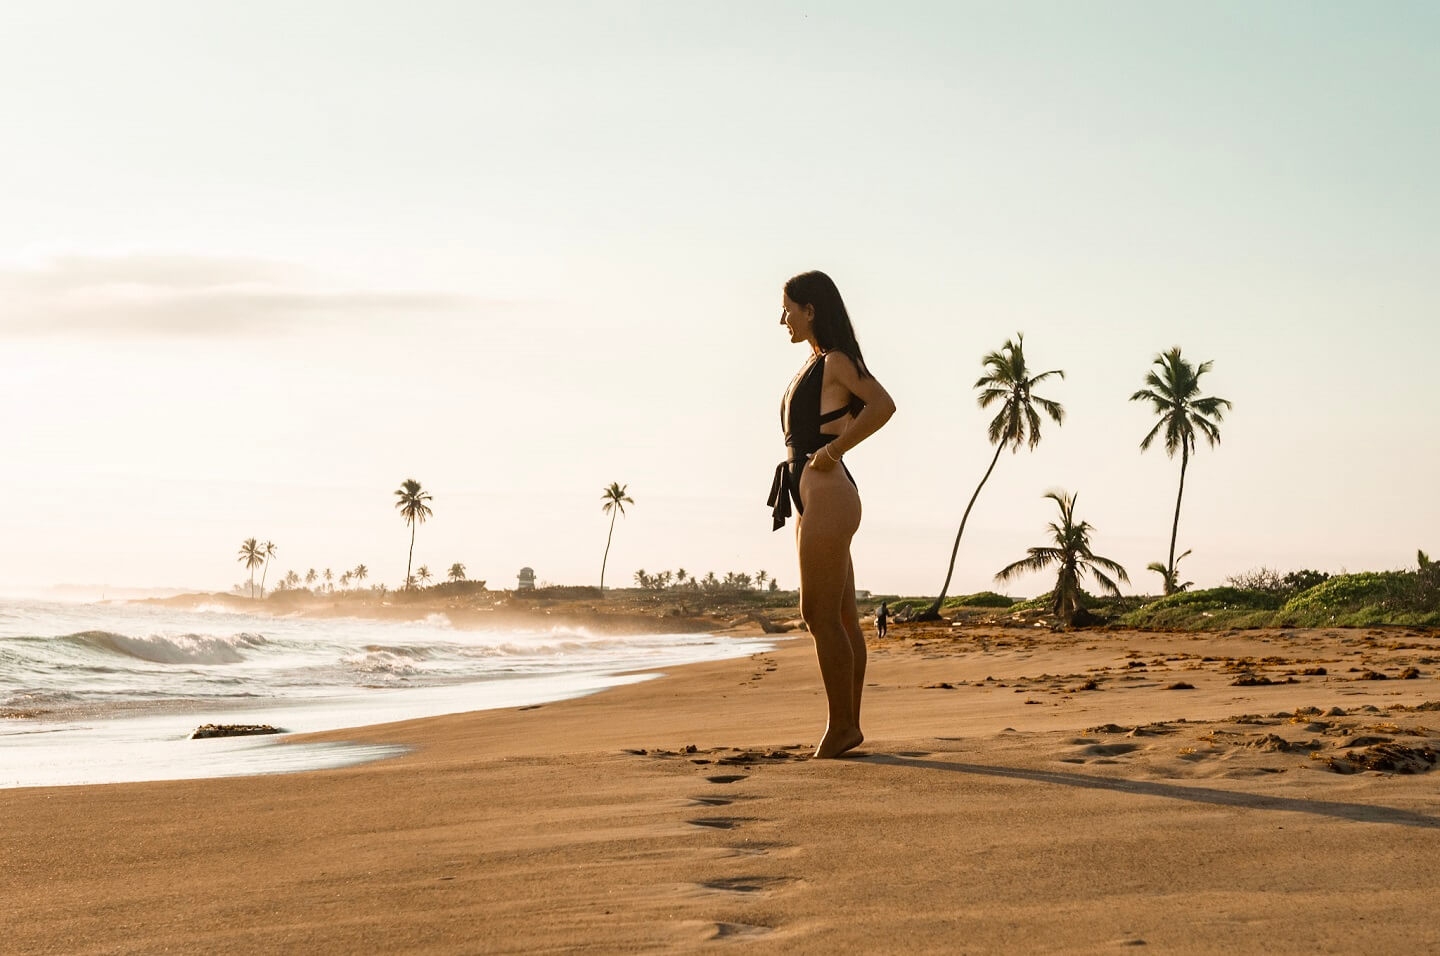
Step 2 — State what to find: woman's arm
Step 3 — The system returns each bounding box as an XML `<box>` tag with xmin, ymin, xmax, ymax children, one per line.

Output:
<box><xmin>813</xmin><ymin>352</ymin><xmax>896</xmax><ymax>468</ymax></box>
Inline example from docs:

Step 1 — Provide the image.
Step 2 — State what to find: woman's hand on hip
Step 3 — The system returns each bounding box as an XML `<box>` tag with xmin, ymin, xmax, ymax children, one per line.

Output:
<box><xmin>808</xmin><ymin>447</ymin><xmax>838</xmax><ymax>473</ymax></box>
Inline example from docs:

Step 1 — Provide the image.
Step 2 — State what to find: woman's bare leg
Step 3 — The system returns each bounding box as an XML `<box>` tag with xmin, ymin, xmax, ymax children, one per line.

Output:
<box><xmin>842</xmin><ymin>559</ymin><xmax>866</xmax><ymax>723</ymax></box>
<box><xmin>796</xmin><ymin>466</ymin><xmax>863</xmax><ymax>758</ymax></box>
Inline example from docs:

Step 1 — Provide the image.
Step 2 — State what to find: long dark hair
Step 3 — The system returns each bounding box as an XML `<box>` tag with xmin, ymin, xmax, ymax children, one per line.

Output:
<box><xmin>784</xmin><ymin>270</ymin><xmax>871</xmax><ymax>379</ymax></box>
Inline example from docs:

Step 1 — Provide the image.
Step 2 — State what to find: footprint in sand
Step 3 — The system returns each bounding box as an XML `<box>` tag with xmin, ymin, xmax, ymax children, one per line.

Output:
<box><xmin>705</xmin><ymin>921</ymin><xmax>773</xmax><ymax>941</ymax></box>
<box><xmin>687</xmin><ymin>817</ymin><xmax>746</xmax><ymax>830</ymax></box>
<box><xmin>693</xmin><ymin>875</ymin><xmax>798</xmax><ymax>896</ymax></box>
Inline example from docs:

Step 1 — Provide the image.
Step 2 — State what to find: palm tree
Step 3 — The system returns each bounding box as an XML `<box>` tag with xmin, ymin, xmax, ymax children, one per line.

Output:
<box><xmin>353</xmin><ymin>564</ymin><xmax>368</xmax><ymax>585</ymax></box>
<box><xmin>599</xmin><ymin>481</ymin><xmax>634</xmax><ymax>593</ymax></box>
<box><xmin>305</xmin><ymin>568</ymin><xmax>317</xmax><ymax>590</ymax></box>
<box><xmin>258</xmin><ymin>541</ymin><xmax>278</xmax><ymax>598</ymax></box>
<box><xmin>1130</xmin><ymin>348</ymin><xmax>1231</xmax><ymax>595</ymax></box>
<box><xmin>237</xmin><ymin>538</ymin><xmax>264</xmax><ymax>599</ymax></box>
<box><xmin>448</xmin><ymin>562</ymin><xmax>466</xmax><ymax>583</ymax></box>
<box><xmin>393</xmin><ymin>479</ymin><xmax>434</xmax><ymax>590</ymax></box>
<box><xmin>923</xmin><ymin>334</ymin><xmax>1065</xmax><ymax>619</ymax></box>
<box><xmin>1146</xmin><ymin>550</ymin><xmax>1193</xmax><ymax>595</ymax></box>
<box><xmin>756</xmin><ymin>570</ymin><xmax>769</xmax><ymax>590</ymax></box>
<box><xmin>323</xmin><ymin>568</ymin><xmax>333</xmax><ymax>592</ymax></box>
<box><xmin>417</xmin><ymin>565</ymin><xmax>432</xmax><ymax>587</ymax></box>
<box><xmin>340</xmin><ymin>571</ymin><xmax>352</xmax><ymax>589</ymax></box>
<box><xmin>995</xmin><ymin>491</ymin><xmax>1129</xmax><ymax>627</ymax></box>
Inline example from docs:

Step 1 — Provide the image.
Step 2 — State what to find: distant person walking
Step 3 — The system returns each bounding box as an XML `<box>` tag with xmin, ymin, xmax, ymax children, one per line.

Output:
<box><xmin>768</xmin><ymin>270</ymin><xmax>896</xmax><ymax>758</ymax></box>
<box><xmin>875</xmin><ymin>601</ymin><xmax>888</xmax><ymax>640</ymax></box>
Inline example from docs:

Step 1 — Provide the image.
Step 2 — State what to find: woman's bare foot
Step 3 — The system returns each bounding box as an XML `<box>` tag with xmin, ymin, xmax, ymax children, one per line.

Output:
<box><xmin>814</xmin><ymin>725</ymin><xmax>864</xmax><ymax>759</ymax></box>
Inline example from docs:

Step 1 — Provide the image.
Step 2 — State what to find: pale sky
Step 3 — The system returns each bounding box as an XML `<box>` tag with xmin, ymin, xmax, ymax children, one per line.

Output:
<box><xmin>2</xmin><ymin>1</ymin><xmax>1436</xmax><ymax>598</ymax></box>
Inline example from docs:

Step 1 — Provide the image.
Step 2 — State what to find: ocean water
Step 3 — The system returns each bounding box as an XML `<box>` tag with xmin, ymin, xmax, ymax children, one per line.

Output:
<box><xmin>0</xmin><ymin>600</ymin><xmax>774</xmax><ymax>789</ymax></box>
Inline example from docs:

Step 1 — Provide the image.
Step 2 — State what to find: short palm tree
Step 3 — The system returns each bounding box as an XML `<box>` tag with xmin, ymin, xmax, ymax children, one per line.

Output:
<box><xmin>323</xmin><ymin>568</ymin><xmax>333</xmax><ymax>592</ymax></box>
<box><xmin>305</xmin><ymin>568</ymin><xmax>317</xmax><ymax>589</ymax></box>
<box><xmin>599</xmin><ymin>482</ymin><xmax>634</xmax><ymax>592</ymax></box>
<box><xmin>1146</xmin><ymin>550</ymin><xmax>1193</xmax><ymax>595</ymax></box>
<box><xmin>995</xmin><ymin>491</ymin><xmax>1129</xmax><ymax>627</ymax></box>
<box><xmin>1130</xmin><ymin>348</ymin><xmax>1231</xmax><ymax>595</ymax></box>
<box><xmin>340</xmin><ymin>571</ymin><xmax>352</xmax><ymax>589</ymax></box>
<box><xmin>394</xmin><ymin>479</ymin><xmax>434</xmax><ymax>590</ymax></box>
<box><xmin>923</xmin><ymin>334</ymin><xmax>1065</xmax><ymax>619</ymax></box>
<box><xmin>448</xmin><ymin>562</ymin><xmax>466</xmax><ymax>583</ymax></box>
<box><xmin>237</xmin><ymin>538</ymin><xmax>264</xmax><ymax>599</ymax></box>
<box><xmin>417</xmin><ymin>565</ymin><xmax>432</xmax><ymax>587</ymax></box>
<box><xmin>259</xmin><ymin>541</ymin><xmax>278</xmax><ymax>598</ymax></box>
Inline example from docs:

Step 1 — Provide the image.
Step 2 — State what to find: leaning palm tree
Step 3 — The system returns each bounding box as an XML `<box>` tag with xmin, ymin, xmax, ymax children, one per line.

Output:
<box><xmin>599</xmin><ymin>481</ymin><xmax>634</xmax><ymax>593</ymax></box>
<box><xmin>1130</xmin><ymin>348</ymin><xmax>1231</xmax><ymax>595</ymax></box>
<box><xmin>922</xmin><ymin>334</ymin><xmax>1065</xmax><ymax>619</ymax></box>
<box><xmin>258</xmin><ymin>541</ymin><xmax>278</xmax><ymax>598</ymax></box>
<box><xmin>393</xmin><ymin>479</ymin><xmax>434</xmax><ymax>590</ymax></box>
<box><xmin>996</xmin><ymin>491</ymin><xmax>1129</xmax><ymax>627</ymax></box>
<box><xmin>448</xmin><ymin>562</ymin><xmax>466</xmax><ymax>583</ymax></box>
<box><xmin>237</xmin><ymin>538</ymin><xmax>264</xmax><ymax>599</ymax></box>
<box><xmin>417</xmin><ymin>565</ymin><xmax>432</xmax><ymax>587</ymax></box>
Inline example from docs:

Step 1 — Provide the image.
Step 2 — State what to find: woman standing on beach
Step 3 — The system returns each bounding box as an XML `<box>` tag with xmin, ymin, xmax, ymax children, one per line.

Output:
<box><xmin>768</xmin><ymin>271</ymin><xmax>896</xmax><ymax>758</ymax></box>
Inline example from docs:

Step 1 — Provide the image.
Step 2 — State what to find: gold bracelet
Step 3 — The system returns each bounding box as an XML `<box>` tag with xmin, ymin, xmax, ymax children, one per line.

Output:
<box><xmin>826</xmin><ymin>444</ymin><xmax>843</xmax><ymax>463</ymax></box>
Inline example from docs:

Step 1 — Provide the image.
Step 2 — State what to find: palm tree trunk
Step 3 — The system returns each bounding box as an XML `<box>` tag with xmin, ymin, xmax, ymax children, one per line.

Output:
<box><xmin>249</xmin><ymin>570</ymin><xmax>254</xmax><ymax>600</ymax></box>
<box><xmin>923</xmin><ymin>442</ymin><xmax>1006</xmax><ymax>619</ymax></box>
<box><xmin>600</xmin><ymin>510</ymin><xmax>618</xmax><ymax>593</ymax></box>
<box><xmin>1166</xmin><ymin>444</ymin><xmax>1189</xmax><ymax>594</ymax></box>
<box><xmin>406</xmin><ymin>522</ymin><xmax>416</xmax><ymax>590</ymax></box>
<box><xmin>259</xmin><ymin>559</ymin><xmax>270</xmax><ymax>599</ymax></box>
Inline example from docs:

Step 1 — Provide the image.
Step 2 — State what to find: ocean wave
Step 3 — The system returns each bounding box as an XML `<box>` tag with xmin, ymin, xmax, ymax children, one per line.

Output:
<box><xmin>342</xmin><ymin>648</ymin><xmax>420</xmax><ymax>679</ymax></box>
<box><xmin>62</xmin><ymin>630</ymin><xmax>270</xmax><ymax>665</ymax></box>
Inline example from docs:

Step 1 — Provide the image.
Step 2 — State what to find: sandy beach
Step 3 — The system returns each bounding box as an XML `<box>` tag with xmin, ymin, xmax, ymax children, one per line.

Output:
<box><xmin>7</xmin><ymin>620</ymin><xmax>1440</xmax><ymax>954</ymax></box>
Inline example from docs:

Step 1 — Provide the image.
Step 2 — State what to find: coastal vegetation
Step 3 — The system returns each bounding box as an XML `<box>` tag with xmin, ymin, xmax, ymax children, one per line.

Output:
<box><xmin>923</xmin><ymin>334</ymin><xmax>1065</xmax><ymax>620</ymax></box>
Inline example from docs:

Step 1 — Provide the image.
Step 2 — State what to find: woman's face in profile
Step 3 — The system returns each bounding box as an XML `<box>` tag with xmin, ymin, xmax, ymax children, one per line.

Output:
<box><xmin>781</xmin><ymin>294</ymin><xmax>813</xmax><ymax>344</ymax></box>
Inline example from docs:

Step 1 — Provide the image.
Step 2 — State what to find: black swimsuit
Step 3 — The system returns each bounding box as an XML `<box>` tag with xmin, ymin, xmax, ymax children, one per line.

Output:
<box><xmin>767</xmin><ymin>352</ymin><xmax>860</xmax><ymax>531</ymax></box>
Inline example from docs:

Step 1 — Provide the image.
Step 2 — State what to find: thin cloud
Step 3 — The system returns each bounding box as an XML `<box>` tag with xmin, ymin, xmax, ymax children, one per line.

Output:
<box><xmin>0</xmin><ymin>254</ymin><xmax>490</xmax><ymax>337</ymax></box>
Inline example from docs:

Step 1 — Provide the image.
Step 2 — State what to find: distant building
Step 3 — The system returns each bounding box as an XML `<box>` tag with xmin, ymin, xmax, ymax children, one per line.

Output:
<box><xmin>517</xmin><ymin>567</ymin><xmax>536</xmax><ymax>591</ymax></box>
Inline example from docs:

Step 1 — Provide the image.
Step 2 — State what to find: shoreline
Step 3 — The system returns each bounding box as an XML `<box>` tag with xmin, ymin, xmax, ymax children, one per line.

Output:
<box><xmin>9</xmin><ymin>622</ymin><xmax>1440</xmax><ymax>951</ymax></box>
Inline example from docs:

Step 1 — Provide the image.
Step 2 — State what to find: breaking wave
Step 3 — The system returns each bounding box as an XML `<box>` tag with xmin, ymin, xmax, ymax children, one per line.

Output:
<box><xmin>62</xmin><ymin>630</ymin><xmax>269</xmax><ymax>665</ymax></box>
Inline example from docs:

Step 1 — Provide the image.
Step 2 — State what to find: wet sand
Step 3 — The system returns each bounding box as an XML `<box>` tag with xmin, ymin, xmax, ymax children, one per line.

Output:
<box><xmin>6</xmin><ymin>623</ymin><xmax>1440</xmax><ymax>953</ymax></box>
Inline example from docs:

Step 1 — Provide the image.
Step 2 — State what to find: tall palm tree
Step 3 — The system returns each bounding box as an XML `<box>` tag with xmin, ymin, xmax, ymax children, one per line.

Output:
<box><xmin>305</xmin><ymin>568</ymin><xmax>317</xmax><ymax>590</ymax></box>
<box><xmin>923</xmin><ymin>334</ymin><xmax>1065</xmax><ymax>619</ymax></box>
<box><xmin>1130</xmin><ymin>348</ymin><xmax>1231</xmax><ymax>595</ymax></box>
<box><xmin>448</xmin><ymin>562</ymin><xmax>466</xmax><ymax>583</ymax></box>
<box><xmin>417</xmin><ymin>565</ymin><xmax>432</xmax><ymax>587</ymax></box>
<box><xmin>353</xmin><ymin>564</ymin><xmax>368</xmax><ymax>585</ymax></box>
<box><xmin>996</xmin><ymin>491</ymin><xmax>1129</xmax><ymax>627</ymax></box>
<box><xmin>258</xmin><ymin>541</ymin><xmax>278</xmax><ymax>598</ymax></box>
<box><xmin>393</xmin><ymin>479</ymin><xmax>433</xmax><ymax>590</ymax></box>
<box><xmin>599</xmin><ymin>481</ymin><xmax>634</xmax><ymax>593</ymax></box>
<box><xmin>237</xmin><ymin>538</ymin><xmax>264</xmax><ymax>599</ymax></box>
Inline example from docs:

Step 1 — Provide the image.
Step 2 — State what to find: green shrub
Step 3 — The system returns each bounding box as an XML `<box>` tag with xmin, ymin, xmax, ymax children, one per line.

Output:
<box><xmin>1143</xmin><ymin>587</ymin><xmax>1284</xmax><ymax>612</ymax></box>
<box><xmin>1280</xmin><ymin>572</ymin><xmax>1408</xmax><ymax>614</ymax></box>
<box><xmin>945</xmin><ymin>591</ymin><xmax>1016</xmax><ymax>608</ymax></box>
